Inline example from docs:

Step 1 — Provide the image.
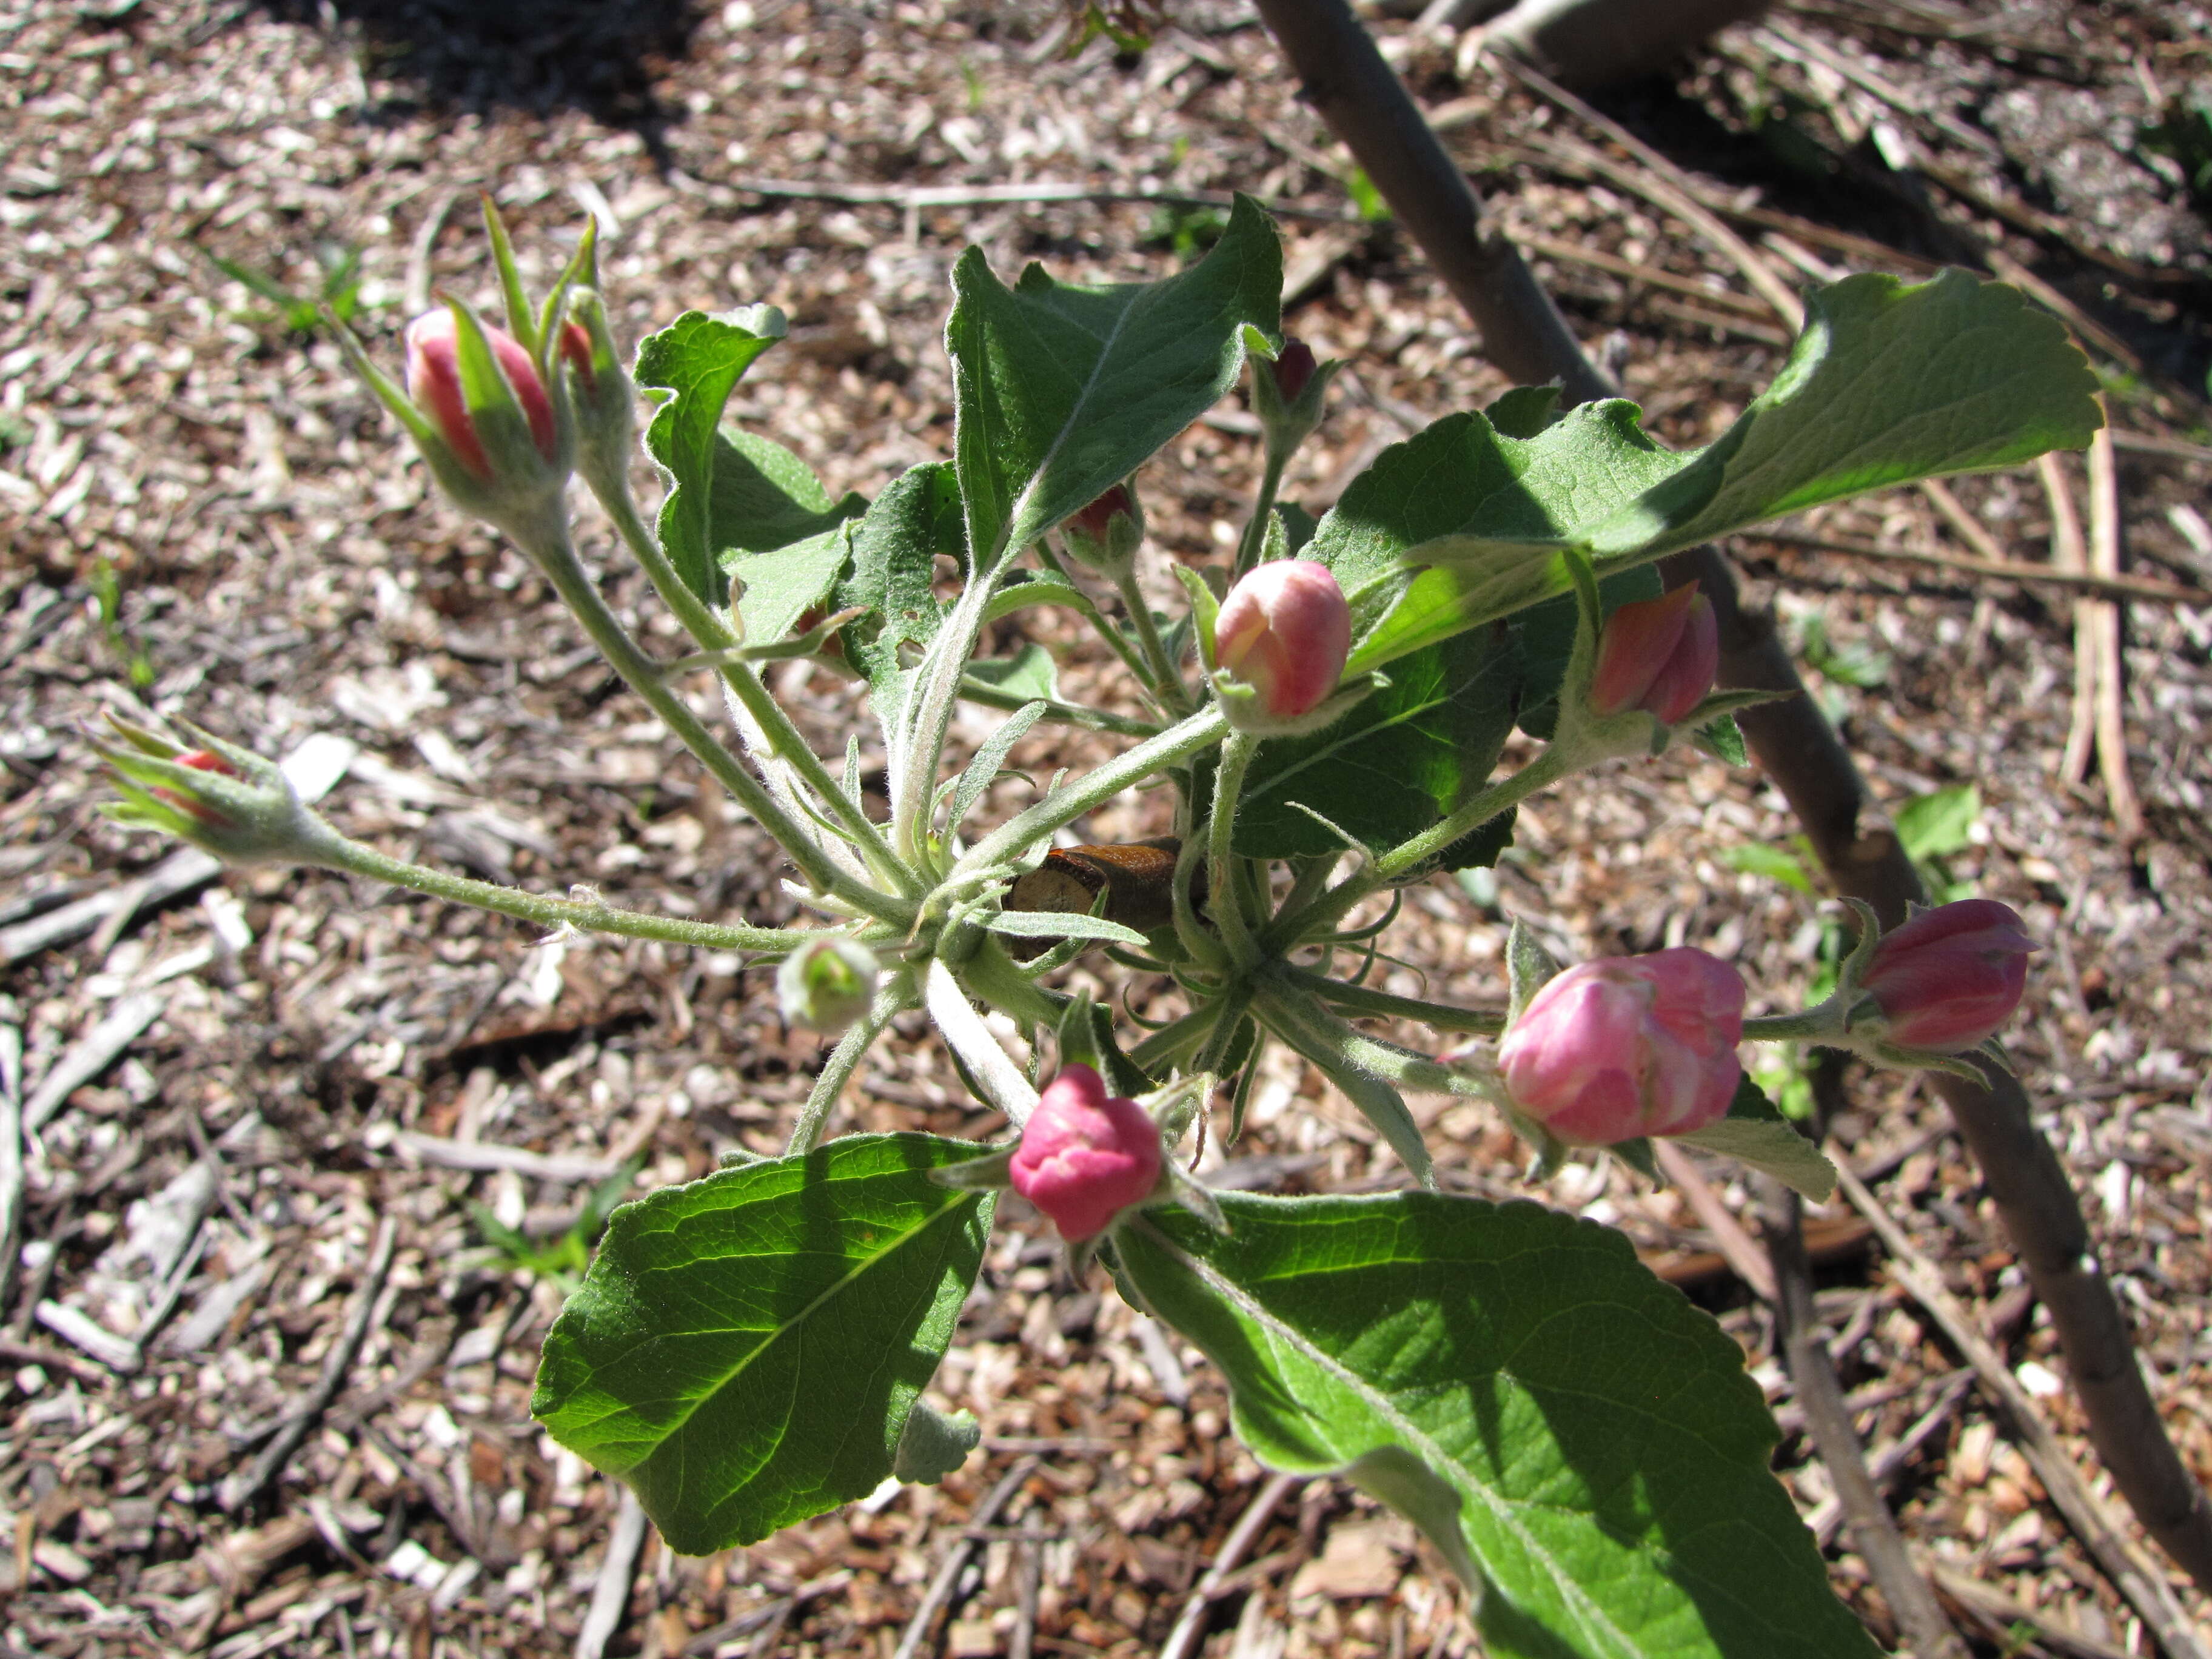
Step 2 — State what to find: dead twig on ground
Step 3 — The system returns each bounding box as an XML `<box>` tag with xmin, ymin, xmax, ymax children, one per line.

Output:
<box><xmin>1808</xmin><ymin>1367</ymin><xmax>1975</xmax><ymax>1547</ymax></box>
<box><xmin>219</xmin><ymin>1217</ymin><xmax>400</xmax><ymax>1513</ymax></box>
<box><xmin>1650</xmin><ymin>1141</ymin><xmax>1777</xmax><ymax>1302</ymax></box>
<box><xmin>1160</xmin><ymin>1472</ymin><xmax>1305</xmax><ymax>1659</ymax></box>
<box><xmin>1763</xmin><ymin>1181</ymin><xmax>1970</xmax><ymax>1658</ymax></box>
<box><xmin>2085</xmin><ymin>426</ymin><xmax>2144</xmax><ymax>842</ymax></box>
<box><xmin>1744</xmin><ymin>526</ymin><xmax>2212</xmax><ymax>605</ymax></box>
<box><xmin>1833</xmin><ymin>1157</ymin><xmax>2211</xmax><ymax>1659</ymax></box>
<box><xmin>575</xmin><ymin>1487</ymin><xmax>650</xmax><ymax>1659</ymax></box>
<box><xmin>893</xmin><ymin>1457</ymin><xmax>1038</xmax><ymax>1659</ymax></box>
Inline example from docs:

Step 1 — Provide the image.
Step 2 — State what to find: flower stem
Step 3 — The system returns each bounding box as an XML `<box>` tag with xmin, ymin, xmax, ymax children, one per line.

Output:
<box><xmin>312</xmin><ymin>836</ymin><xmax>810</xmax><ymax>953</ymax></box>
<box><xmin>1207</xmin><ymin>731</ymin><xmax>1262</xmax><ymax>965</ymax></box>
<box><xmin>592</xmin><ymin>477</ymin><xmax>911</xmax><ymax>893</ymax></box>
<box><xmin>952</xmin><ymin>706</ymin><xmax>1230</xmax><ymax>884</ymax></box>
<box><xmin>1285</xmin><ymin>968</ymin><xmax>1505</xmax><ymax>1036</ymax></box>
<box><xmin>522</xmin><ymin>519</ymin><xmax>910</xmax><ymax>924</ymax></box>
<box><xmin>1114</xmin><ymin>569</ymin><xmax>1194</xmax><ymax>718</ymax></box>
<box><xmin>1232</xmin><ymin>447</ymin><xmax>1289</xmax><ymax>580</ymax></box>
<box><xmin>785</xmin><ymin>971</ymin><xmax>915</xmax><ymax>1155</ymax></box>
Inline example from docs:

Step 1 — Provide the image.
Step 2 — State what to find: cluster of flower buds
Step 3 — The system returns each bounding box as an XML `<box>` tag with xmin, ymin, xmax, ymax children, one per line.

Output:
<box><xmin>1589</xmin><ymin>584</ymin><xmax>1721</xmax><ymax>728</ymax></box>
<box><xmin>1059</xmin><ymin>482</ymin><xmax>1145</xmax><ymax>580</ymax></box>
<box><xmin>338</xmin><ymin>203</ymin><xmax>634</xmax><ymax>545</ymax></box>
<box><xmin>1210</xmin><ymin>558</ymin><xmax>1355</xmax><ymax>735</ymax></box>
<box><xmin>1497</xmin><ymin>949</ymin><xmax>1747</xmax><ymax>1145</ymax></box>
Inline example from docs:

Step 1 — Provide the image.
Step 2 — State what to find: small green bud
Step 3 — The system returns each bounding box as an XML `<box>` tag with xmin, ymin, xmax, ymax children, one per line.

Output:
<box><xmin>776</xmin><ymin>936</ymin><xmax>880</xmax><ymax>1033</ymax></box>
<box><xmin>1059</xmin><ymin>482</ymin><xmax>1144</xmax><ymax>578</ymax></box>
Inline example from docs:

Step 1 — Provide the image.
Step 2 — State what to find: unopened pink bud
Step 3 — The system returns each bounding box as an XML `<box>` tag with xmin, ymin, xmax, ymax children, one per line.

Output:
<box><xmin>176</xmin><ymin>749</ymin><xmax>242</xmax><ymax>777</ymax></box>
<box><xmin>1273</xmin><ymin>340</ymin><xmax>1317</xmax><ymax>403</ymax></box>
<box><xmin>1008</xmin><ymin>1064</ymin><xmax>1163</xmax><ymax>1241</ymax></box>
<box><xmin>404</xmin><ymin>308</ymin><xmax>556</xmax><ymax>479</ymax></box>
<box><xmin>1072</xmin><ymin>484</ymin><xmax>1132</xmax><ymax>543</ymax></box>
<box><xmin>1590</xmin><ymin>585</ymin><xmax>1720</xmax><ymax>726</ymax></box>
<box><xmin>1215</xmin><ymin>559</ymin><xmax>1351</xmax><ymax>720</ymax></box>
<box><xmin>1497</xmin><ymin>950</ymin><xmax>1746</xmax><ymax>1144</ymax></box>
<box><xmin>1860</xmin><ymin>900</ymin><xmax>2034</xmax><ymax>1051</ymax></box>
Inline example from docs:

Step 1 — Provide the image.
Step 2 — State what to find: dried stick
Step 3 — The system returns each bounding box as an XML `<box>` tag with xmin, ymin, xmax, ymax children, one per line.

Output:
<box><xmin>1649</xmin><ymin>1141</ymin><xmax>1776</xmax><ymax>1302</ymax></box>
<box><xmin>2085</xmin><ymin>426</ymin><xmax>2144</xmax><ymax>841</ymax></box>
<box><xmin>2043</xmin><ymin>452</ymin><xmax>2100</xmax><ymax>786</ymax></box>
<box><xmin>892</xmin><ymin>1457</ymin><xmax>1037</xmax><ymax>1659</ymax></box>
<box><xmin>218</xmin><ymin>1216</ymin><xmax>399</xmax><ymax>1512</ymax></box>
<box><xmin>1748</xmin><ymin>526</ymin><xmax>2210</xmax><ymax>605</ymax></box>
<box><xmin>1763</xmin><ymin>1183</ymin><xmax>1969</xmax><ymax>1657</ymax></box>
<box><xmin>1833</xmin><ymin>1159</ymin><xmax>2212</xmax><ymax>1659</ymax></box>
<box><xmin>1247</xmin><ymin>0</ymin><xmax>2212</xmax><ymax>1594</ymax></box>
<box><xmin>1808</xmin><ymin>1368</ymin><xmax>1975</xmax><ymax>1548</ymax></box>
<box><xmin>1160</xmin><ymin>1472</ymin><xmax>1305</xmax><ymax>1659</ymax></box>
<box><xmin>576</xmin><ymin>1487</ymin><xmax>650</xmax><ymax>1659</ymax></box>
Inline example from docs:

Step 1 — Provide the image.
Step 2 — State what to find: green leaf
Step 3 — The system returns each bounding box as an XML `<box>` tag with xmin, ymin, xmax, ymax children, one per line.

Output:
<box><xmin>1234</xmin><ymin>625</ymin><xmax>1521</xmax><ymax>860</ymax></box>
<box><xmin>1113</xmin><ymin>1195</ymin><xmax>1877</xmax><ymax>1659</ymax></box>
<box><xmin>1582</xmin><ymin>270</ymin><xmax>2102</xmax><ymax>560</ymax></box>
<box><xmin>964</xmin><ymin>643</ymin><xmax>1060</xmax><ymax>704</ymax></box>
<box><xmin>1329</xmin><ymin>271</ymin><xmax>2099</xmax><ymax>672</ymax></box>
<box><xmin>637</xmin><ymin>306</ymin><xmax>789</xmax><ymax>603</ymax></box>
<box><xmin>893</xmin><ymin>1401</ymin><xmax>980</xmax><ymax>1486</ymax></box>
<box><xmin>729</xmin><ymin>521</ymin><xmax>853</xmax><ymax>647</ymax></box>
<box><xmin>1693</xmin><ymin>713</ymin><xmax>1749</xmax><ymax>767</ymax></box>
<box><xmin>710</xmin><ymin>427</ymin><xmax>867</xmax><ymax>561</ymax></box>
<box><xmin>532</xmin><ymin>1133</ymin><xmax>994</xmax><ymax>1553</ymax></box>
<box><xmin>1675</xmin><ymin>1076</ymin><xmax>1838</xmax><ymax>1202</ymax></box>
<box><xmin>1893</xmin><ymin>784</ymin><xmax>1980</xmax><ymax>863</ymax></box>
<box><xmin>833</xmin><ymin>463</ymin><xmax>968</xmax><ymax>696</ymax></box>
<box><xmin>947</xmin><ymin>194</ymin><xmax>1281</xmax><ymax>570</ymax></box>
<box><xmin>985</xmin><ymin>910</ymin><xmax>1152</xmax><ymax>948</ymax></box>
<box><xmin>1718</xmin><ymin>842</ymin><xmax>1816</xmax><ymax>897</ymax></box>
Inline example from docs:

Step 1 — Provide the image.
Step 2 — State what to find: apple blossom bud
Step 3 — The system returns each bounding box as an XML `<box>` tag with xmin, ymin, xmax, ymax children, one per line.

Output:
<box><xmin>1008</xmin><ymin>1064</ymin><xmax>1164</xmax><ymax>1241</ymax></box>
<box><xmin>1858</xmin><ymin>900</ymin><xmax>2034</xmax><ymax>1051</ymax></box>
<box><xmin>155</xmin><ymin>749</ymin><xmax>246</xmax><ymax>826</ymax></box>
<box><xmin>1060</xmin><ymin>482</ymin><xmax>1144</xmax><ymax>577</ymax></box>
<box><xmin>776</xmin><ymin>936</ymin><xmax>880</xmax><ymax>1033</ymax></box>
<box><xmin>558</xmin><ymin>320</ymin><xmax>595</xmax><ymax>389</ymax></box>
<box><xmin>404</xmin><ymin>307</ymin><xmax>557</xmax><ymax>480</ymax></box>
<box><xmin>1273</xmin><ymin>340</ymin><xmax>1318</xmax><ymax>403</ymax></box>
<box><xmin>1496</xmin><ymin>950</ymin><xmax>1746</xmax><ymax>1144</ymax></box>
<box><xmin>1589</xmin><ymin>584</ymin><xmax>1720</xmax><ymax>726</ymax></box>
<box><xmin>1215</xmin><ymin>559</ymin><xmax>1350</xmax><ymax>720</ymax></box>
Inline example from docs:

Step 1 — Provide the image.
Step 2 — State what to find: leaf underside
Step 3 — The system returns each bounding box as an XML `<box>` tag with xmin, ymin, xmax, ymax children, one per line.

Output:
<box><xmin>533</xmin><ymin>1134</ymin><xmax>993</xmax><ymax>1554</ymax></box>
<box><xmin>1114</xmin><ymin>1193</ymin><xmax>1877</xmax><ymax>1659</ymax></box>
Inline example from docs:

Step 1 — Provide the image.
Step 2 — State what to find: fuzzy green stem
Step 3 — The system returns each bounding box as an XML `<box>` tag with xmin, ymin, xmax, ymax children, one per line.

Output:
<box><xmin>593</xmin><ymin>476</ymin><xmax>911</xmax><ymax>893</ymax></box>
<box><xmin>1287</xmin><ymin>968</ymin><xmax>1505</xmax><ymax>1036</ymax></box>
<box><xmin>313</xmin><ymin>836</ymin><xmax>810</xmax><ymax>953</ymax></box>
<box><xmin>960</xmin><ymin>675</ymin><xmax>1161</xmax><ymax>738</ymax></box>
<box><xmin>786</xmin><ymin>973</ymin><xmax>915</xmax><ymax>1154</ymax></box>
<box><xmin>522</xmin><ymin>519</ymin><xmax>910</xmax><ymax>924</ymax></box>
<box><xmin>1208</xmin><ymin>732</ymin><xmax>1262</xmax><ymax>965</ymax></box>
<box><xmin>1129</xmin><ymin>999</ymin><xmax>1227</xmax><ymax>1073</ymax></box>
<box><xmin>1115</xmin><ymin>569</ymin><xmax>1195</xmax><ymax>718</ymax></box>
<box><xmin>1744</xmin><ymin>1010</ymin><xmax>1848</xmax><ymax>1044</ymax></box>
<box><xmin>1232</xmin><ymin>448</ymin><xmax>1290</xmax><ymax>580</ymax></box>
<box><xmin>952</xmin><ymin>706</ymin><xmax>1230</xmax><ymax>884</ymax></box>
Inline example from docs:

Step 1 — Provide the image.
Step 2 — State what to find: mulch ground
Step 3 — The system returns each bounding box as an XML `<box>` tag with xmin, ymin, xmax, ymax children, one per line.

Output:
<box><xmin>4</xmin><ymin>0</ymin><xmax>2211</xmax><ymax>1655</ymax></box>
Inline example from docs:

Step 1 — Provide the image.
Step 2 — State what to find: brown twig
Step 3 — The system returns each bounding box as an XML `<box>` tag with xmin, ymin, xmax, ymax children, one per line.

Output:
<box><xmin>2085</xmin><ymin>426</ymin><xmax>2144</xmax><ymax>842</ymax></box>
<box><xmin>218</xmin><ymin>1218</ymin><xmax>399</xmax><ymax>1512</ymax></box>
<box><xmin>1763</xmin><ymin>1181</ymin><xmax>1971</xmax><ymax>1658</ymax></box>
<box><xmin>892</xmin><ymin>1457</ymin><xmax>1038</xmax><ymax>1659</ymax></box>
<box><xmin>1743</xmin><ymin>526</ymin><xmax>2212</xmax><ymax>605</ymax></box>
<box><xmin>1807</xmin><ymin>1367</ymin><xmax>1975</xmax><ymax>1548</ymax></box>
<box><xmin>575</xmin><ymin>1487</ymin><xmax>650</xmax><ymax>1659</ymax></box>
<box><xmin>1832</xmin><ymin>1158</ymin><xmax>2211</xmax><ymax>1659</ymax></box>
<box><xmin>2042</xmin><ymin>452</ymin><xmax>2099</xmax><ymax>787</ymax></box>
<box><xmin>1649</xmin><ymin>1141</ymin><xmax>1776</xmax><ymax>1302</ymax></box>
<box><xmin>1248</xmin><ymin>0</ymin><xmax>2212</xmax><ymax>1596</ymax></box>
<box><xmin>1159</xmin><ymin>1472</ymin><xmax>1304</xmax><ymax>1659</ymax></box>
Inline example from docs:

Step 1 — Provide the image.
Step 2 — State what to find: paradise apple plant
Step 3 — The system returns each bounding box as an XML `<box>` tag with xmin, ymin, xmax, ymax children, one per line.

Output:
<box><xmin>103</xmin><ymin>196</ymin><xmax>2090</xmax><ymax>1656</ymax></box>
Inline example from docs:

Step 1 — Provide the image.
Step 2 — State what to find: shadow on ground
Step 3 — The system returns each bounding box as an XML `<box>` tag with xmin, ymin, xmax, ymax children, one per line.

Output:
<box><xmin>256</xmin><ymin>0</ymin><xmax>703</xmax><ymax>129</ymax></box>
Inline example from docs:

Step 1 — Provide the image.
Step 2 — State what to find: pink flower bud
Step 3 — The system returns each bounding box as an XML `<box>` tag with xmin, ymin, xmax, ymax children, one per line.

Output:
<box><xmin>176</xmin><ymin>749</ymin><xmax>242</xmax><ymax>777</ymax></box>
<box><xmin>404</xmin><ymin>307</ymin><xmax>556</xmax><ymax>479</ymax></box>
<box><xmin>1008</xmin><ymin>1064</ymin><xmax>1164</xmax><ymax>1241</ymax></box>
<box><xmin>1497</xmin><ymin>950</ymin><xmax>1746</xmax><ymax>1144</ymax></box>
<box><xmin>1071</xmin><ymin>484</ymin><xmax>1133</xmax><ymax>544</ymax></box>
<box><xmin>1215</xmin><ymin>559</ymin><xmax>1352</xmax><ymax>720</ymax></box>
<box><xmin>1061</xmin><ymin>482</ymin><xmax>1144</xmax><ymax>575</ymax></box>
<box><xmin>1273</xmin><ymin>339</ymin><xmax>1318</xmax><ymax>403</ymax></box>
<box><xmin>1589</xmin><ymin>584</ymin><xmax>1720</xmax><ymax>726</ymax></box>
<box><xmin>1860</xmin><ymin>900</ymin><xmax>2034</xmax><ymax>1051</ymax></box>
